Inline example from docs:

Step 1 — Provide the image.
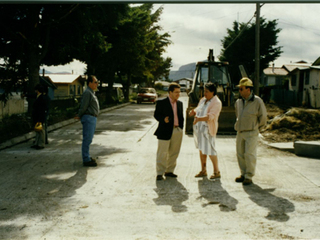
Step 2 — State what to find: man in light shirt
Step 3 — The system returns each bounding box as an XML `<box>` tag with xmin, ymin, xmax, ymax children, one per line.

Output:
<box><xmin>154</xmin><ymin>83</ymin><xmax>184</xmax><ymax>181</ymax></box>
<box><xmin>234</xmin><ymin>77</ymin><xmax>267</xmax><ymax>185</ymax></box>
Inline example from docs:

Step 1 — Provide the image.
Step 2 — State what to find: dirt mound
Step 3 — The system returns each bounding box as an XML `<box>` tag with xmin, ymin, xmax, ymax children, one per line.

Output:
<box><xmin>261</xmin><ymin>104</ymin><xmax>320</xmax><ymax>143</ymax></box>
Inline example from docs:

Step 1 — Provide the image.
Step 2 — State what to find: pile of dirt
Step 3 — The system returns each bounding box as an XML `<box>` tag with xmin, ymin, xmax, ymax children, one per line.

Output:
<box><xmin>261</xmin><ymin>104</ymin><xmax>320</xmax><ymax>143</ymax></box>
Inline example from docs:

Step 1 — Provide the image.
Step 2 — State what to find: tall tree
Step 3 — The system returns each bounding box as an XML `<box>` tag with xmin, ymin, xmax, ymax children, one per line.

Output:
<box><xmin>219</xmin><ymin>17</ymin><xmax>282</xmax><ymax>85</ymax></box>
<box><xmin>116</xmin><ymin>4</ymin><xmax>172</xmax><ymax>100</ymax></box>
<box><xmin>0</xmin><ymin>4</ymin><xmax>82</xmax><ymax>109</ymax></box>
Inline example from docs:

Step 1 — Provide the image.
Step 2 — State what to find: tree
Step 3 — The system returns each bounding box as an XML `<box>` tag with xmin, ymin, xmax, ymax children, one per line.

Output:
<box><xmin>219</xmin><ymin>17</ymin><xmax>282</xmax><ymax>85</ymax></box>
<box><xmin>0</xmin><ymin>4</ymin><xmax>82</xmax><ymax>110</ymax></box>
<box><xmin>115</xmin><ymin>4</ymin><xmax>172</xmax><ymax>100</ymax></box>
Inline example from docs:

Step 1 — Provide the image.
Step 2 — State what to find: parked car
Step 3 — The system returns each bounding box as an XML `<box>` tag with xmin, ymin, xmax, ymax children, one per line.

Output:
<box><xmin>137</xmin><ymin>88</ymin><xmax>157</xmax><ymax>104</ymax></box>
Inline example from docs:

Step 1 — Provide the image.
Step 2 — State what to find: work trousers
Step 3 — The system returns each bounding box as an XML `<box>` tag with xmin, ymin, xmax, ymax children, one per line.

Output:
<box><xmin>236</xmin><ymin>129</ymin><xmax>259</xmax><ymax>180</ymax></box>
<box><xmin>81</xmin><ymin>115</ymin><xmax>97</xmax><ymax>163</ymax></box>
<box><xmin>156</xmin><ymin>127</ymin><xmax>183</xmax><ymax>175</ymax></box>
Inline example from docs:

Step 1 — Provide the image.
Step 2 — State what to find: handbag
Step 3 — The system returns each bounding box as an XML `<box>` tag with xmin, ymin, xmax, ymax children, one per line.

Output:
<box><xmin>34</xmin><ymin>122</ymin><xmax>43</xmax><ymax>132</ymax></box>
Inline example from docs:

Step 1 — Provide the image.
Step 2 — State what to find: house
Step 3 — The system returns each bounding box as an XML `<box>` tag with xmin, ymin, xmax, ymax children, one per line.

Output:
<box><xmin>39</xmin><ymin>76</ymin><xmax>57</xmax><ymax>100</ymax></box>
<box><xmin>265</xmin><ymin>59</ymin><xmax>320</xmax><ymax>108</ymax></box>
<box><xmin>286</xmin><ymin>59</ymin><xmax>320</xmax><ymax>107</ymax></box>
<box><xmin>174</xmin><ymin>78</ymin><xmax>193</xmax><ymax>91</ymax></box>
<box><xmin>44</xmin><ymin>74</ymin><xmax>86</xmax><ymax>99</ymax></box>
<box><xmin>262</xmin><ymin>64</ymin><xmax>289</xmax><ymax>87</ymax></box>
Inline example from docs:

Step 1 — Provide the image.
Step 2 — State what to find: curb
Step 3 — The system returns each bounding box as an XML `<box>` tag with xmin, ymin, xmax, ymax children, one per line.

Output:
<box><xmin>0</xmin><ymin>102</ymin><xmax>132</xmax><ymax>151</ymax></box>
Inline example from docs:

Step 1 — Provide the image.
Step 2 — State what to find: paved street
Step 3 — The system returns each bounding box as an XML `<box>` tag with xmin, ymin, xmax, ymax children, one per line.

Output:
<box><xmin>1</xmin><ymin>94</ymin><xmax>320</xmax><ymax>240</ymax></box>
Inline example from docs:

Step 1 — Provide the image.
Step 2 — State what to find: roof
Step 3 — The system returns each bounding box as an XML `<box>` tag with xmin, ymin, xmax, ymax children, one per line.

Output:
<box><xmin>45</xmin><ymin>74</ymin><xmax>85</xmax><ymax>84</ymax></box>
<box><xmin>174</xmin><ymin>78</ymin><xmax>193</xmax><ymax>82</ymax></box>
<box><xmin>39</xmin><ymin>76</ymin><xmax>57</xmax><ymax>89</ymax></box>
<box><xmin>282</xmin><ymin>63</ymin><xmax>311</xmax><ymax>72</ymax></box>
<box><xmin>263</xmin><ymin>67</ymin><xmax>288</xmax><ymax>76</ymax></box>
<box><xmin>312</xmin><ymin>57</ymin><xmax>320</xmax><ymax>66</ymax></box>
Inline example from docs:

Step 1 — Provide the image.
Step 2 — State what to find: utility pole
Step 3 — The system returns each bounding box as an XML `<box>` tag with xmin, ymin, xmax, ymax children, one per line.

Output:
<box><xmin>254</xmin><ymin>3</ymin><xmax>260</xmax><ymax>95</ymax></box>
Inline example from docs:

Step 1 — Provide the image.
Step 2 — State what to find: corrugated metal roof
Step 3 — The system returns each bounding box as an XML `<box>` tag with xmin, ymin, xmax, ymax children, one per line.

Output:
<box><xmin>263</xmin><ymin>67</ymin><xmax>288</xmax><ymax>76</ymax></box>
<box><xmin>45</xmin><ymin>74</ymin><xmax>83</xmax><ymax>84</ymax></box>
<box><xmin>282</xmin><ymin>63</ymin><xmax>311</xmax><ymax>72</ymax></box>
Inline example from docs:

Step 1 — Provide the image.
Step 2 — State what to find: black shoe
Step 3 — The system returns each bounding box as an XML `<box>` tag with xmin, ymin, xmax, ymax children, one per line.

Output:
<box><xmin>83</xmin><ymin>160</ymin><xmax>97</xmax><ymax>167</ymax></box>
<box><xmin>235</xmin><ymin>175</ymin><xmax>245</xmax><ymax>183</ymax></box>
<box><xmin>35</xmin><ymin>146</ymin><xmax>44</xmax><ymax>150</ymax></box>
<box><xmin>30</xmin><ymin>145</ymin><xmax>37</xmax><ymax>148</ymax></box>
<box><xmin>243</xmin><ymin>178</ymin><xmax>253</xmax><ymax>185</ymax></box>
<box><xmin>165</xmin><ymin>172</ymin><xmax>177</xmax><ymax>178</ymax></box>
<box><xmin>156</xmin><ymin>175</ymin><xmax>164</xmax><ymax>181</ymax></box>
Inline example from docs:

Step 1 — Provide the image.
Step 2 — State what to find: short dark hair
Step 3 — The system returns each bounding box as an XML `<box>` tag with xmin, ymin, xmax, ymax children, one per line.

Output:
<box><xmin>87</xmin><ymin>75</ymin><xmax>97</xmax><ymax>85</ymax></box>
<box><xmin>205</xmin><ymin>82</ymin><xmax>217</xmax><ymax>96</ymax></box>
<box><xmin>168</xmin><ymin>82</ymin><xmax>180</xmax><ymax>93</ymax></box>
<box><xmin>35</xmin><ymin>83</ymin><xmax>46</xmax><ymax>93</ymax></box>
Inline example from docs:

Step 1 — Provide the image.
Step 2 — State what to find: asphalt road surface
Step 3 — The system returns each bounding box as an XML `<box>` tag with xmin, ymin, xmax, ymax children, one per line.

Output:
<box><xmin>1</xmin><ymin>93</ymin><xmax>320</xmax><ymax>240</ymax></box>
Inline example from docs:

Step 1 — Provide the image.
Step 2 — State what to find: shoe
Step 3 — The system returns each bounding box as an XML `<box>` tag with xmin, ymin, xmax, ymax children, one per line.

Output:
<box><xmin>156</xmin><ymin>175</ymin><xmax>164</xmax><ymax>181</ymax></box>
<box><xmin>195</xmin><ymin>171</ymin><xmax>207</xmax><ymax>178</ymax></box>
<box><xmin>90</xmin><ymin>157</ymin><xmax>97</xmax><ymax>162</ymax></box>
<box><xmin>243</xmin><ymin>178</ymin><xmax>253</xmax><ymax>185</ymax></box>
<box><xmin>35</xmin><ymin>146</ymin><xmax>44</xmax><ymax>150</ymax></box>
<box><xmin>30</xmin><ymin>145</ymin><xmax>37</xmax><ymax>148</ymax></box>
<box><xmin>83</xmin><ymin>160</ymin><xmax>97</xmax><ymax>167</ymax></box>
<box><xmin>235</xmin><ymin>175</ymin><xmax>245</xmax><ymax>183</ymax></box>
<box><xmin>164</xmin><ymin>172</ymin><xmax>177</xmax><ymax>178</ymax></box>
<box><xmin>210</xmin><ymin>171</ymin><xmax>221</xmax><ymax>179</ymax></box>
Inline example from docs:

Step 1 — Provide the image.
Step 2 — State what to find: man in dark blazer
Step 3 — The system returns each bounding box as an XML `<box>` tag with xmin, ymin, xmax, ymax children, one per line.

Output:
<box><xmin>154</xmin><ymin>83</ymin><xmax>184</xmax><ymax>181</ymax></box>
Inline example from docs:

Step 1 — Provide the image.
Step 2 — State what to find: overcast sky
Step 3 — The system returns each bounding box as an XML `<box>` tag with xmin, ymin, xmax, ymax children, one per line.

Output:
<box><xmin>44</xmin><ymin>3</ymin><xmax>320</xmax><ymax>73</ymax></box>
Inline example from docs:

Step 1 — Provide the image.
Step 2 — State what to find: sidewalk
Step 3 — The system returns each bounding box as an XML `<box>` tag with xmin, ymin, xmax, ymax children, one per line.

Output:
<box><xmin>0</xmin><ymin>102</ymin><xmax>131</xmax><ymax>151</ymax></box>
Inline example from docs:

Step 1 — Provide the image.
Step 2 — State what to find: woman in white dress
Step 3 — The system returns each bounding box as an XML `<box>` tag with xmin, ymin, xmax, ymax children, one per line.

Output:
<box><xmin>189</xmin><ymin>82</ymin><xmax>222</xmax><ymax>179</ymax></box>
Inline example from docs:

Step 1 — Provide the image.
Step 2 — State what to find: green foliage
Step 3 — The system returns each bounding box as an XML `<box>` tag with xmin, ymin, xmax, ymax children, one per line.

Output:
<box><xmin>154</xmin><ymin>82</ymin><xmax>163</xmax><ymax>90</ymax></box>
<box><xmin>219</xmin><ymin>17</ymin><xmax>283</xmax><ymax>84</ymax></box>
<box><xmin>0</xmin><ymin>114</ymin><xmax>32</xmax><ymax>143</ymax></box>
<box><xmin>0</xmin><ymin>4</ymin><xmax>171</xmax><ymax>106</ymax></box>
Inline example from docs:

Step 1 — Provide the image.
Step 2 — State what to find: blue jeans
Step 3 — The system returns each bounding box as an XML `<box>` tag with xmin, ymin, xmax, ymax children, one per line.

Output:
<box><xmin>81</xmin><ymin>115</ymin><xmax>97</xmax><ymax>163</ymax></box>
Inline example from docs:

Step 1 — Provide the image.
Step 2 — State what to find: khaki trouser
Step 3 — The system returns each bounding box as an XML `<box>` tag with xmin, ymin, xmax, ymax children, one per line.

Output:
<box><xmin>156</xmin><ymin>127</ymin><xmax>183</xmax><ymax>175</ymax></box>
<box><xmin>236</xmin><ymin>129</ymin><xmax>259</xmax><ymax>180</ymax></box>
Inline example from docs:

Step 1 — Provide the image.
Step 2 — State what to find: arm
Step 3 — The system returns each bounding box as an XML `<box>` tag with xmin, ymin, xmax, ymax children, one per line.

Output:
<box><xmin>154</xmin><ymin>100</ymin><xmax>170</xmax><ymax>124</ymax></box>
<box><xmin>258</xmin><ymin>99</ymin><xmax>268</xmax><ymax>130</ymax></box>
<box><xmin>77</xmin><ymin>91</ymin><xmax>91</xmax><ymax>118</ymax></box>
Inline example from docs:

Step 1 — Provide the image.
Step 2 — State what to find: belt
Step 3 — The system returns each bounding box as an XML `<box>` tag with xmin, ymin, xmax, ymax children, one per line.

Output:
<box><xmin>85</xmin><ymin>113</ymin><xmax>98</xmax><ymax>117</ymax></box>
<box><xmin>174</xmin><ymin>126</ymin><xmax>180</xmax><ymax>128</ymax></box>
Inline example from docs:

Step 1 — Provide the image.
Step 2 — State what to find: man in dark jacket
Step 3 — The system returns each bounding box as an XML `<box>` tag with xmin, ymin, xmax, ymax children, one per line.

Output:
<box><xmin>154</xmin><ymin>83</ymin><xmax>184</xmax><ymax>181</ymax></box>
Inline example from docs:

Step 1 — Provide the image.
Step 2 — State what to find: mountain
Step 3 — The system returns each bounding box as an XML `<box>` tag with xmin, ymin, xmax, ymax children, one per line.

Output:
<box><xmin>168</xmin><ymin>62</ymin><xmax>196</xmax><ymax>81</ymax></box>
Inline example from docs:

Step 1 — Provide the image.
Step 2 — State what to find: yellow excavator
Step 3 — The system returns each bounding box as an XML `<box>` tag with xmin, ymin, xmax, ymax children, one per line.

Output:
<box><xmin>185</xmin><ymin>49</ymin><xmax>238</xmax><ymax>134</ymax></box>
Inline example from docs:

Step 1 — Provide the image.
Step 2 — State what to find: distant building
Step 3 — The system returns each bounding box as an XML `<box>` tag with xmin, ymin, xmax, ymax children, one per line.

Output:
<box><xmin>262</xmin><ymin>64</ymin><xmax>289</xmax><ymax>87</ymax></box>
<box><xmin>174</xmin><ymin>78</ymin><xmax>193</xmax><ymax>91</ymax></box>
<box><xmin>44</xmin><ymin>74</ymin><xmax>86</xmax><ymax>99</ymax></box>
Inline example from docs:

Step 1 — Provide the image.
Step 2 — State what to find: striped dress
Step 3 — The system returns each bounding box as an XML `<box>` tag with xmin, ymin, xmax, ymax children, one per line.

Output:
<box><xmin>193</xmin><ymin>98</ymin><xmax>217</xmax><ymax>156</ymax></box>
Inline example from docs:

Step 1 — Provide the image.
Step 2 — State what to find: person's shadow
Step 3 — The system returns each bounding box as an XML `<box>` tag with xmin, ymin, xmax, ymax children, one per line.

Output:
<box><xmin>153</xmin><ymin>178</ymin><xmax>189</xmax><ymax>213</ymax></box>
<box><xmin>198</xmin><ymin>178</ymin><xmax>238</xmax><ymax>211</ymax></box>
<box><xmin>243</xmin><ymin>184</ymin><xmax>295</xmax><ymax>222</ymax></box>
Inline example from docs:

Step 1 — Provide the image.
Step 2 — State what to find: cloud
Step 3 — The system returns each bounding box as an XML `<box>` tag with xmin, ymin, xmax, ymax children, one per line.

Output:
<box><xmin>155</xmin><ymin>3</ymin><xmax>320</xmax><ymax>69</ymax></box>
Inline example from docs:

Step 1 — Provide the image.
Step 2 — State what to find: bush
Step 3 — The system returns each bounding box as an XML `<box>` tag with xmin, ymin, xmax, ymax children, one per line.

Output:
<box><xmin>0</xmin><ymin>114</ymin><xmax>32</xmax><ymax>143</ymax></box>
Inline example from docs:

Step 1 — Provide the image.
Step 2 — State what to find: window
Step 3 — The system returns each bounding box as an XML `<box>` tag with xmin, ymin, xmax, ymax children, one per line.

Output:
<box><xmin>305</xmin><ymin>70</ymin><xmax>310</xmax><ymax>85</ymax></box>
<box><xmin>291</xmin><ymin>75</ymin><xmax>297</xmax><ymax>86</ymax></box>
<box><xmin>69</xmin><ymin>85</ymin><xmax>75</xmax><ymax>95</ymax></box>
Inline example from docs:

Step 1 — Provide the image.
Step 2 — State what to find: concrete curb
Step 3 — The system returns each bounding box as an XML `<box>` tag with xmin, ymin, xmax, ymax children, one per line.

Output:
<box><xmin>0</xmin><ymin>102</ymin><xmax>132</xmax><ymax>150</ymax></box>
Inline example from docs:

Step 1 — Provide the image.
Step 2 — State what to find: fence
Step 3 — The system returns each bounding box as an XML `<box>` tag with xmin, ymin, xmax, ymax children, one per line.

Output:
<box><xmin>270</xmin><ymin>89</ymin><xmax>302</xmax><ymax>107</ymax></box>
<box><xmin>270</xmin><ymin>89</ymin><xmax>320</xmax><ymax>108</ymax></box>
<box><xmin>0</xmin><ymin>99</ymin><xmax>26</xmax><ymax>119</ymax></box>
